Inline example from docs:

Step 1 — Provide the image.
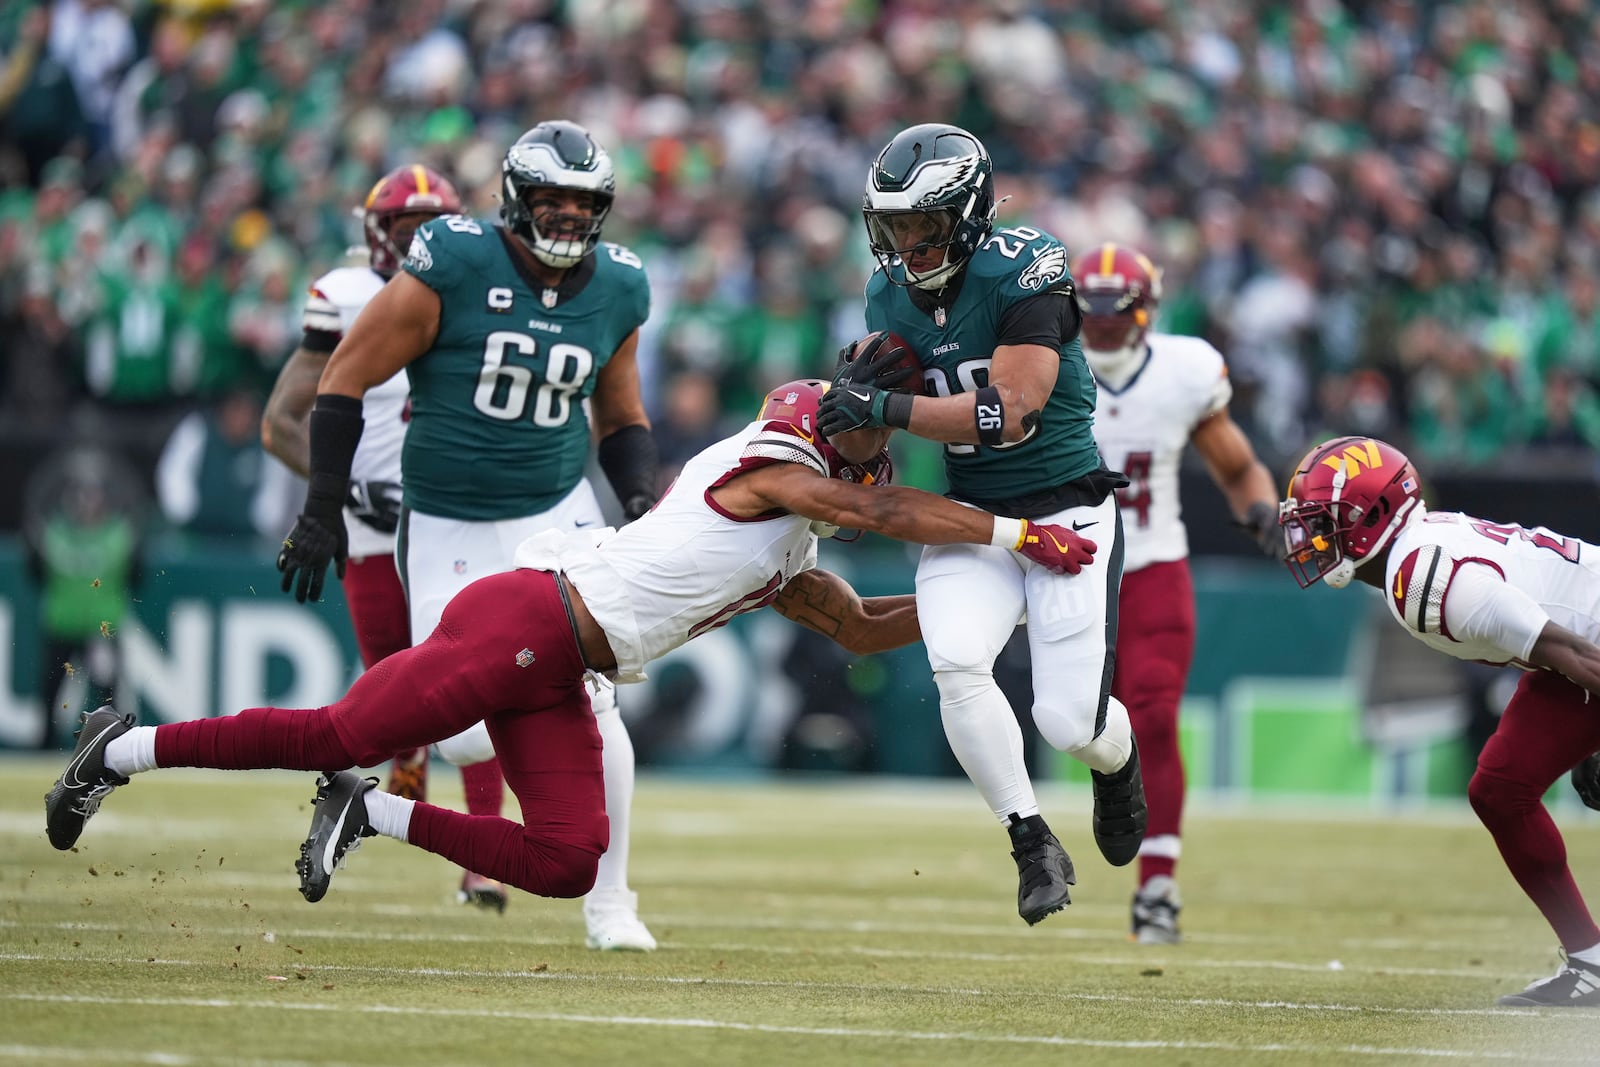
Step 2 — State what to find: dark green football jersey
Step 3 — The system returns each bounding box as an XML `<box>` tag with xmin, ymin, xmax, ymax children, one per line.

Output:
<box><xmin>399</xmin><ymin>217</ymin><xmax>650</xmax><ymax>520</ymax></box>
<box><xmin>865</xmin><ymin>224</ymin><xmax>1099</xmax><ymax>501</ymax></box>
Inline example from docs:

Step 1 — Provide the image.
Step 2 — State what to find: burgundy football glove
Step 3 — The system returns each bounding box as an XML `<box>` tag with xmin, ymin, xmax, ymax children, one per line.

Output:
<box><xmin>1013</xmin><ymin>520</ymin><xmax>1097</xmax><ymax>575</ymax></box>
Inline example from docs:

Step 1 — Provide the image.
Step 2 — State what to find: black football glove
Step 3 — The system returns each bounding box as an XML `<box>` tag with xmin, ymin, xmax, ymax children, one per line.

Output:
<box><xmin>277</xmin><ymin>474</ymin><xmax>348</xmax><ymax>603</ymax></box>
<box><xmin>817</xmin><ymin>334</ymin><xmax>917</xmax><ymax>436</ymax></box>
<box><xmin>818</xmin><ymin>381</ymin><xmax>893</xmax><ymax>436</ymax></box>
<box><xmin>1240</xmin><ymin>500</ymin><xmax>1288</xmax><ymax>561</ymax></box>
<box><xmin>835</xmin><ymin>331</ymin><xmax>917</xmax><ymax>391</ymax></box>
<box><xmin>1573</xmin><ymin>752</ymin><xmax>1600</xmax><ymax>812</ymax></box>
<box><xmin>346</xmin><ymin>479</ymin><xmax>404</xmax><ymax>534</ymax></box>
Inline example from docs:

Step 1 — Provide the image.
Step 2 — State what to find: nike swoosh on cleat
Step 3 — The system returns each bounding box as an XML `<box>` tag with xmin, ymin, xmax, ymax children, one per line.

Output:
<box><xmin>1071</xmin><ymin>520</ymin><xmax>1097</xmax><ymax>531</ymax></box>
<box><xmin>60</xmin><ymin>721</ymin><xmax>116</xmax><ymax>790</ymax></box>
<box><xmin>320</xmin><ymin>796</ymin><xmax>356</xmax><ymax>874</ymax></box>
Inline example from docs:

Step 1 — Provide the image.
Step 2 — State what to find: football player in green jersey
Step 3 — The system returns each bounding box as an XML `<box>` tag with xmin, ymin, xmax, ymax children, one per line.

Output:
<box><xmin>818</xmin><ymin>123</ymin><xmax>1146</xmax><ymax>927</ymax></box>
<box><xmin>276</xmin><ymin>121</ymin><xmax>660</xmax><ymax>950</ymax></box>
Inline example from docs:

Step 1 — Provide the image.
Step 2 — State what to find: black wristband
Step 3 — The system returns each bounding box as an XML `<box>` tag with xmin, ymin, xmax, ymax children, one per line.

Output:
<box><xmin>974</xmin><ymin>386</ymin><xmax>1005</xmax><ymax>446</ymax></box>
<box><xmin>306</xmin><ymin>393</ymin><xmax>363</xmax><ymax>513</ymax></box>
<box><xmin>882</xmin><ymin>390</ymin><xmax>915</xmax><ymax>429</ymax></box>
<box><xmin>598</xmin><ymin>423</ymin><xmax>659</xmax><ymax>518</ymax></box>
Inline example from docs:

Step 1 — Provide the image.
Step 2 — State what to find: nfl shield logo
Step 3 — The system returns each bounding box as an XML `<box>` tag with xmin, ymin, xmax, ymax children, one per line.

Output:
<box><xmin>934</xmin><ymin>306</ymin><xmax>947</xmax><ymax>328</ymax></box>
<box><xmin>515</xmin><ymin>648</ymin><xmax>536</xmax><ymax>668</ymax></box>
<box><xmin>542</xmin><ymin>288</ymin><xmax>558</xmax><ymax>308</ymax></box>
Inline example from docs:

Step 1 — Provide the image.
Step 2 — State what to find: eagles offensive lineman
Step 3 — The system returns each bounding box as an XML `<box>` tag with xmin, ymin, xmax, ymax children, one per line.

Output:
<box><xmin>817</xmin><ymin>123</ymin><xmax>1144</xmax><ymax>926</ymax></box>
<box><xmin>262</xmin><ymin>164</ymin><xmax>461</xmax><ymax>807</ymax></box>
<box><xmin>274</xmin><ymin>122</ymin><xmax>660</xmax><ymax>951</ymax></box>
<box><xmin>1072</xmin><ymin>243</ymin><xmax>1282</xmax><ymax>943</ymax></box>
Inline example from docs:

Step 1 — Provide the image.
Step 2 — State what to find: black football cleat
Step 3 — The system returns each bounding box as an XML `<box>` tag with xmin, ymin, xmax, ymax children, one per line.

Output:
<box><xmin>1092</xmin><ymin>739</ymin><xmax>1148</xmax><ymax>867</ymax></box>
<box><xmin>457</xmin><ymin>872</ymin><xmax>509</xmax><ymax>914</ymax></box>
<box><xmin>296</xmin><ymin>771</ymin><xmax>377</xmax><ymax>903</ymax></box>
<box><xmin>1571</xmin><ymin>752</ymin><xmax>1600</xmax><ymax>812</ymax></box>
<box><xmin>1498</xmin><ymin>955</ymin><xmax>1600</xmax><ymax>1008</ymax></box>
<box><xmin>45</xmin><ymin>705</ymin><xmax>135</xmax><ymax>850</ymax></box>
<box><xmin>1012</xmin><ymin>828</ymin><xmax>1076</xmax><ymax>925</ymax></box>
<box><xmin>1131</xmin><ymin>875</ymin><xmax>1182</xmax><ymax>944</ymax></box>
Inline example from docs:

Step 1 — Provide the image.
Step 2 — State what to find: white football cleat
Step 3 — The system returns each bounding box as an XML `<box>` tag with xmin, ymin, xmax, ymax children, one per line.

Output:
<box><xmin>583</xmin><ymin>887</ymin><xmax>656</xmax><ymax>951</ymax></box>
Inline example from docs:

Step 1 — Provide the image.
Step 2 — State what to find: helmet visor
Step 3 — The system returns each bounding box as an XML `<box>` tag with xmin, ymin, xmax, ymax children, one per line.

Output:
<box><xmin>1281</xmin><ymin>500</ymin><xmax>1342</xmax><ymax>588</ymax></box>
<box><xmin>865</xmin><ymin>208</ymin><xmax>958</xmax><ymax>260</ymax></box>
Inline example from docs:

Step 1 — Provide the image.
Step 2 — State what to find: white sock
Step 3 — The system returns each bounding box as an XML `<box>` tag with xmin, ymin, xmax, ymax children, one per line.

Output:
<box><xmin>1569</xmin><ymin>941</ymin><xmax>1600</xmax><ymax>969</ymax></box>
<box><xmin>590</xmin><ymin>695</ymin><xmax>634</xmax><ymax>895</ymax></box>
<box><xmin>364</xmin><ymin>788</ymin><xmax>414</xmax><ymax>841</ymax></box>
<box><xmin>103</xmin><ymin>726</ymin><xmax>159</xmax><ymax>777</ymax></box>
<box><xmin>934</xmin><ymin>670</ymin><xmax>1036</xmax><ymax>820</ymax></box>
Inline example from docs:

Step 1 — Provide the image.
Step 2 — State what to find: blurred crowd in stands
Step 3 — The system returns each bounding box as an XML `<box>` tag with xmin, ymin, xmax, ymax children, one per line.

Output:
<box><xmin>3</xmin><ymin>0</ymin><xmax>1600</xmax><ymax>548</ymax></box>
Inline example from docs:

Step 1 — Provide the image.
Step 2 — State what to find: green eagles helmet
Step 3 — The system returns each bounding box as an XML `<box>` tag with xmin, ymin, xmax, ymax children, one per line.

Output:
<box><xmin>863</xmin><ymin>123</ymin><xmax>996</xmax><ymax>291</ymax></box>
<box><xmin>500</xmin><ymin>120</ymin><xmax>616</xmax><ymax>269</ymax></box>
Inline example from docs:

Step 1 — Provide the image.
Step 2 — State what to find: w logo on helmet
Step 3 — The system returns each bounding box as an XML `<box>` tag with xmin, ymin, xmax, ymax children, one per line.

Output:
<box><xmin>1318</xmin><ymin>439</ymin><xmax>1384</xmax><ymax>479</ymax></box>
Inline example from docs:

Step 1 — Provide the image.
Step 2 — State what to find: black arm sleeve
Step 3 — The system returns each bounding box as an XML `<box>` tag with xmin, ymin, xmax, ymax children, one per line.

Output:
<box><xmin>598</xmin><ymin>423</ymin><xmax>659</xmax><ymax>521</ymax></box>
<box><xmin>995</xmin><ymin>284</ymin><xmax>1082</xmax><ymax>350</ymax></box>
<box><xmin>305</xmin><ymin>393</ymin><xmax>364</xmax><ymax>511</ymax></box>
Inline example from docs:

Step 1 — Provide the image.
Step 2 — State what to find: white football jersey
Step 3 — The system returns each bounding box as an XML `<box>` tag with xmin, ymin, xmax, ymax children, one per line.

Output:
<box><xmin>302</xmin><ymin>266</ymin><xmax>407</xmax><ymax>558</ymax></box>
<box><xmin>513</xmin><ymin>418</ymin><xmax>828</xmax><ymax>682</ymax></box>
<box><xmin>1383</xmin><ymin>510</ymin><xmax>1600</xmax><ymax>666</ymax></box>
<box><xmin>1089</xmin><ymin>333</ymin><xmax>1232</xmax><ymax>572</ymax></box>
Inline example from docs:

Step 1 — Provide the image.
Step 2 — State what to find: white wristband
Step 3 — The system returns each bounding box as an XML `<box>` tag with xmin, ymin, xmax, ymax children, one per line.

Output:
<box><xmin>990</xmin><ymin>516</ymin><xmax>1026</xmax><ymax>550</ymax></box>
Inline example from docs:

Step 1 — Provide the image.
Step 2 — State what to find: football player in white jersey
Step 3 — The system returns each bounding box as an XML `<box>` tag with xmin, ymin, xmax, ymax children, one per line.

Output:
<box><xmin>46</xmin><ymin>378</ymin><xmax>1101</xmax><ymax>923</ymax></box>
<box><xmin>262</xmin><ymin>163</ymin><xmax>461</xmax><ymax>800</ymax></box>
<box><xmin>1072</xmin><ymin>244</ymin><xmax>1283</xmax><ymax>943</ymax></box>
<box><xmin>1279</xmin><ymin>435</ymin><xmax>1600</xmax><ymax>1007</ymax></box>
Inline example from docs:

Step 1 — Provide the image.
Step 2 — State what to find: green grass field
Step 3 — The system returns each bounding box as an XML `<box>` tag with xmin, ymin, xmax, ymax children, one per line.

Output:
<box><xmin>3</xmin><ymin>759</ymin><xmax>1599</xmax><ymax>1066</ymax></box>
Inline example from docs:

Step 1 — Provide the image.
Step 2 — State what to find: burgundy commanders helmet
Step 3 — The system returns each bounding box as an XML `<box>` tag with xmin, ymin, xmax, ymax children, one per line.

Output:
<box><xmin>1279</xmin><ymin>435</ymin><xmax>1425</xmax><ymax>589</ymax></box>
<box><xmin>361</xmin><ymin>164</ymin><xmax>463</xmax><ymax>277</ymax></box>
<box><xmin>757</xmin><ymin>379</ymin><xmax>893</xmax><ymax>487</ymax></box>
<box><xmin>1070</xmin><ymin>243</ymin><xmax>1163</xmax><ymax>360</ymax></box>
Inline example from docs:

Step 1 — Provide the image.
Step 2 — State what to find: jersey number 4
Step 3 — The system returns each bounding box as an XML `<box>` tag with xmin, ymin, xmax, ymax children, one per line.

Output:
<box><xmin>473</xmin><ymin>331</ymin><xmax>595</xmax><ymax>427</ymax></box>
<box><xmin>1115</xmin><ymin>451</ymin><xmax>1153</xmax><ymax>526</ymax></box>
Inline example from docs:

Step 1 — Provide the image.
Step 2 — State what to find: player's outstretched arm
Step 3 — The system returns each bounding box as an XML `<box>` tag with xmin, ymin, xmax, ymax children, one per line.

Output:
<box><xmin>1529</xmin><ymin>623</ymin><xmax>1600</xmax><ymax>698</ymax></box>
<box><xmin>772</xmin><ymin>569</ymin><xmax>919</xmax><ymax>655</ymax></box>
<box><xmin>735</xmin><ymin>463</ymin><xmax>1095</xmax><ymax>574</ymax></box>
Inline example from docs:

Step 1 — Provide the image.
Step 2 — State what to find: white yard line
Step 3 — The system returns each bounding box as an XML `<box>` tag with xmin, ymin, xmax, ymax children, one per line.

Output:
<box><xmin>0</xmin><ymin>956</ymin><xmax>1560</xmax><ymax>1016</ymax></box>
<box><xmin>0</xmin><ymin>994</ymin><xmax>1568</xmax><ymax>1061</ymax></box>
<box><xmin>0</xmin><ymin>1047</ymin><xmax>364</xmax><ymax>1067</ymax></box>
<box><xmin>0</xmin><ymin>914</ymin><xmax>1537</xmax><ymax>967</ymax></box>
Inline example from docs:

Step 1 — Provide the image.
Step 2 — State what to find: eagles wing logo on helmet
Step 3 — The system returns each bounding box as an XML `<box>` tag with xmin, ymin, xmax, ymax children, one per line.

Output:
<box><xmin>1018</xmin><ymin>246</ymin><xmax>1068</xmax><ymax>291</ymax></box>
<box><xmin>911</xmin><ymin>155</ymin><xmax>980</xmax><ymax>207</ymax></box>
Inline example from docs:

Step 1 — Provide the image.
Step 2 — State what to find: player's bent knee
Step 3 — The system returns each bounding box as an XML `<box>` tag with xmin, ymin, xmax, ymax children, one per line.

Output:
<box><xmin>1467</xmin><ymin>767</ymin><xmax>1536</xmax><ymax>822</ymax></box>
<box><xmin>932</xmin><ymin>670</ymin><xmax>1006</xmax><ymax>722</ymax></box>
<box><xmin>514</xmin><ymin>836</ymin><xmax>601</xmax><ymax>899</ymax></box>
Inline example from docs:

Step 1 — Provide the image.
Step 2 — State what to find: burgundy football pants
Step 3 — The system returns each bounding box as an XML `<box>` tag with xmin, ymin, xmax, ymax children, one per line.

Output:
<box><xmin>153</xmin><ymin>569</ymin><xmax>608</xmax><ymax>899</ymax></box>
<box><xmin>1112</xmin><ymin>559</ymin><xmax>1196</xmax><ymax>886</ymax></box>
<box><xmin>1469</xmin><ymin>668</ymin><xmax>1600</xmax><ymax>951</ymax></box>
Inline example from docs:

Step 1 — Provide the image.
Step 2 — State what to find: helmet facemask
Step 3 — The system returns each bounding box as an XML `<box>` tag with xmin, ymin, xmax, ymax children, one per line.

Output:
<box><xmin>500</xmin><ymin>121</ymin><xmax>616</xmax><ymax>269</ymax></box>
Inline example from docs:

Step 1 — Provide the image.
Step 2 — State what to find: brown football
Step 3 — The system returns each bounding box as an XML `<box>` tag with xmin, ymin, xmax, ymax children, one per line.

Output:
<box><xmin>839</xmin><ymin>330</ymin><xmax>927</xmax><ymax>394</ymax></box>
